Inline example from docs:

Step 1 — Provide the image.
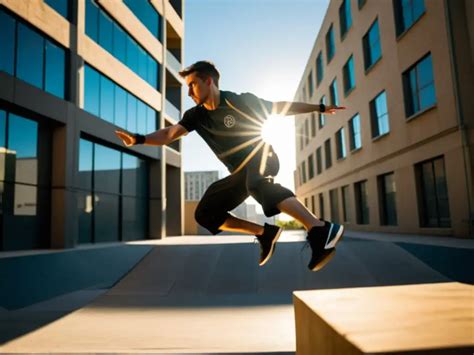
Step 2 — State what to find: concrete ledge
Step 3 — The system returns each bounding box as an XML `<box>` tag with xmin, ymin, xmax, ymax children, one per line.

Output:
<box><xmin>293</xmin><ymin>282</ymin><xmax>474</xmax><ymax>355</ymax></box>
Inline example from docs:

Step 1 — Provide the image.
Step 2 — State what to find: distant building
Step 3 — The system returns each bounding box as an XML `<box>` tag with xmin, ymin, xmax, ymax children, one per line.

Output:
<box><xmin>185</xmin><ymin>171</ymin><xmax>221</xmax><ymax>201</ymax></box>
<box><xmin>294</xmin><ymin>0</ymin><xmax>473</xmax><ymax>238</ymax></box>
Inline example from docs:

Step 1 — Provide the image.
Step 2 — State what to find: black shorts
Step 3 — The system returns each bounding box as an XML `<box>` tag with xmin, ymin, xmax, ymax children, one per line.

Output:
<box><xmin>194</xmin><ymin>148</ymin><xmax>295</xmax><ymax>234</ymax></box>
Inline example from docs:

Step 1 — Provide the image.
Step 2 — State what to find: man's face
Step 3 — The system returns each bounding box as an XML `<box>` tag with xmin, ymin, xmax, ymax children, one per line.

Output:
<box><xmin>185</xmin><ymin>72</ymin><xmax>210</xmax><ymax>105</ymax></box>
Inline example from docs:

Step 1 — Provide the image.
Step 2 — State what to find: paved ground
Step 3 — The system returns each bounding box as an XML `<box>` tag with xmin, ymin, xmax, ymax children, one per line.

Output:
<box><xmin>0</xmin><ymin>230</ymin><xmax>472</xmax><ymax>354</ymax></box>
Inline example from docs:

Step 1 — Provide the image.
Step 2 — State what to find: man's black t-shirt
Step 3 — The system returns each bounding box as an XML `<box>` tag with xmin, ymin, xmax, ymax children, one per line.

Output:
<box><xmin>178</xmin><ymin>91</ymin><xmax>273</xmax><ymax>172</ymax></box>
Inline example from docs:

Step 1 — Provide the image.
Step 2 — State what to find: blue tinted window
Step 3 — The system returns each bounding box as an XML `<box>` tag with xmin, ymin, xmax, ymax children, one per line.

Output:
<box><xmin>364</xmin><ymin>20</ymin><xmax>382</xmax><ymax>69</ymax></box>
<box><xmin>85</xmin><ymin>0</ymin><xmax>99</xmax><ymax>42</ymax></box>
<box><xmin>100</xmin><ymin>76</ymin><xmax>114</xmax><ymax>123</ymax></box>
<box><xmin>113</xmin><ymin>24</ymin><xmax>127</xmax><ymax>63</ymax></box>
<box><xmin>124</xmin><ymin>0</ymin><xmax>161</xmax><ymax>40</ymax></box>
<box><xmin>371</xmin><ymin>91</ymin><xmax>390</xmax><ymax>137</ymax></box>
<box><xmin>94</xmin><ymin>193</ymin><xmax>119</xmax><ymax>242</ymax></box>
<box><xmin>8</xmin><ymin>114</ymin><xmax>38</xmax><ymax>185</ymax></box>
<box><xmin>350</xmin><ymin>114</ymin><xmax>362</xmax><ymax>150</ymax></box>
<box><xmin>0</xmin><ymin>110</ymin><xmax>5</xmax><ymax>149</ymax></box>
<box><xmin>146</xmin><ymin>106</ymin><xmax>156</xmax><ymax>132</ymax></box>
<box><xmin>114</xmin><ymin>86</ymin><xmax>127</xmax><ymax>128</ymax></box>
<box><xmin>404</xmin><ymin>54</ymin><xmax>436</xmax><ymax>117</ymax></box>
<box><xmin>336</xmin><ymin>127</ymin><xmax>347</xmax><ymax>159</ymax></box>
<box><xmin>127</xmin><ymin>94</ymin><xmax>137</xmax><ymax>132</ymax></box>
<box><xmin>122</xmin><ymin>153</ymin><xmax>147</xmax><ymax>197</ymax></box>
<box><xmin>339</xmin><ymin>0</ymin><xmax>352</xmax><ymax>38</ymax></box>
<box><xmin>138</xmin><ymin>48</ymin><xmax>148</xmax><ymax>81</ymax></box>
<box><xmin>16</xmin><ymin>23</ymin><xmax>44</xmax><ymax>89</ymax></box>
<box><xmin>78</xmin><ymin>138</ymin><xmax>93</xmax><ymax>189</ymax></box>
<box><xmin>126</xmin><ymin>38</ymin><xmax>139</xmax><ymax>73</ymax></box>
<box><xmin>395</xmin><ymin>0</ymin><xmax>425</xmax><ymax>35</ymax></box>
<box><xmin>319</xmin><ymin>96</ymin><xmax>326</xmax><ymax>128</ymax></box>
<box><xmin>45</xmin><ymin>40</ymin><xmax>65</xmax><ymax>99</ymax></box>
<box><xmin>147</xmin><ymin>56</ymin><xmax>158</xmax><ymax>88</ymax></box>
<box><xmin>0</xmin><ymin>10</ymin><xmax>16</xmax><ymax>75</ymax></box>
<box><xmin>84</xmin><ymin>65</ymin><xmax>100</xmax><ymax>116</ymax></box>
<box><xmin>330</xmin><ymin>79</ymin><xmax>339</xmax><ymax>106</ymax></box>
<box><xmin>326</xmin><ymin>25</ymin><xmax>335</xmax><ymax>62</ymax></box>
<box><xmin>98</xmin><ymin>11</ymin><xmax>113</xmax><ymax>53</ymax></box>
<box><xmin>94</xmin><ymin>144</ymin><xmax>120</xmax><ymax>194</ymax></box>
<box><xmin>316</xmin><ymin>52</ymin><xmax>323</xmax><ymax>86</ymax></box>
<box><xmin>343</xmin><ymin>55</ymin><xmax>355</xmax><ymax>93</ymax></box>
<box><xmin>45</xmin><ymin>0</ymin><xmax>69</xmax><ymax>20</ymax></box>
<box><xmin>137</xmin><ymin>100</ymin><xmax>147</xmax><ymax>134</ymax></box>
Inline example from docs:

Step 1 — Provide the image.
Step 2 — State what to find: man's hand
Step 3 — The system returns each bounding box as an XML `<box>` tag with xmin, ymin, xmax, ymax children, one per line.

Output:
<box><xmin>325</xmin><ymin>105</ymin><xmax>346</xmax><ymax>114</ymax></box>
<box><xmin>115</xmin><ymin>130</ymin><xmax>136</xmax><ymax>147</ymax></box>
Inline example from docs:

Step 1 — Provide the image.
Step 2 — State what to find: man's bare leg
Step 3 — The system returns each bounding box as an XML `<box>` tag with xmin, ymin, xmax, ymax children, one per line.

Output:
<box><xmin>276</xmin><ymin>197</ymin><xmax>324</xmax><ymax>230</ymax></box>
<box><xmin>219</xmin><ymin>215</ymin><xmax>264</xmax><ymax>235</ymax></box>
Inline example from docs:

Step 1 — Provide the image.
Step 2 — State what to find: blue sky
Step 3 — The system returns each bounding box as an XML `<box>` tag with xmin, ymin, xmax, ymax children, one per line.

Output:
<box><xmin>182</xmin><ymin>0</ymin><xmax>330</xmax><ymax>192</ymax></box>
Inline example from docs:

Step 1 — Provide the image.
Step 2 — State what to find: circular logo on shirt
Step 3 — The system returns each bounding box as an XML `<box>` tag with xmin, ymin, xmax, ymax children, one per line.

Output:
<box><xmin>223</xmin><ymin>115</ymin><xmax>236</xmax><ymax>128</ymax></box>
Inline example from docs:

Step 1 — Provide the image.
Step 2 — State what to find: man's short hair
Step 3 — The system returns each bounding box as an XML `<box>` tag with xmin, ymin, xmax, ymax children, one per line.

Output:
<box><xmin>179</xmin><ymin>61</ymin><xmax>220</xmax><ymax>87</ymax></box>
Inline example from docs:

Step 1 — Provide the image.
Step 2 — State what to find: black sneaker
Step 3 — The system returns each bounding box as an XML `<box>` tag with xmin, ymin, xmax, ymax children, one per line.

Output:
<box><xmin>256</xmin><ymin>223</ymin><xmax>282</xmax><ymax>266</ymax></box>
<box><xmin>306</xmin><ymin>221</ymin><xmax>344</xmax><ymax>271</ymax></box>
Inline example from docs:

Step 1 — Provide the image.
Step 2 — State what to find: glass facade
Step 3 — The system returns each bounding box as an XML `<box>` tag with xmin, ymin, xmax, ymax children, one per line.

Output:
<box><xmin>45</xmin><ymin>0</ymin><xmax>70</xmax><ymax>20</ymax></box>
<box><xmin>78</xmin><ymin>138</ymin><xmax>148</xmax><ymax>244</ymax></box>
<box><xmin>343</xmin><ymin>55</ymin><xmax>356</xmax><ymax>94</ymax></box>
<box><xmin>394</xmin><ymin>0</ymin><xmax>425</xmax><ymax>36</ymax></box>
<box><xmin>363</xmin><ymin>19</ymin><xmax>382</xmax><ymax>70</ymax></box>
<box><xmin>0</xmin><ymin>10</ymin><xmax>66</xmax><ymax>99</ymax></box>
<box><xmin>316</xmin><ymin>52</ymin><xmax>324</xmax><ymax>86</ymax></box>
<box><xmin>84</xmin><ymin>64</ymin><xmax>157</xmax><ymax>133</ymax></box>
<box><xmin>349</xmin><ymin>114</ymin><xmax>362</xmax><ymax>150</ymax></box>
<box><xmin>370</xmin><ymin>91</ymin><xmax>390</xmax><ymax>138</ymax></box>
<box><xmin>403</xmin><ymin>54</ymin><xmax>436</xmax><ymax>117</ymax></box>
<box><xmin>124</xmin><ymin>0</ymin><xmax>163</xmax><ymax>41</ymax></box>
<box><xmin>85</xmin><ymin>0</ymin><xmax>160</xmax><ymax>89</ymax></box>
<box><xmin>330</xmin><ymin>79</ymin><xmax>339</xmax><ymax>106</ymax></box>
<box><xmin>416</xmin><ymin>156</ymin><xmax>451</xmax><ymax>228</ymax></box>
<box><xmin>379</xmin><ymin>173</ymin><xmax>398</xmax><ymax>226</ymax></box>
<box><xmin>339</xmin><ymin>0</ymin><xmax>352</xmax><ymax>38</ymax></box>
<box><xmin>355</xmin><ymin>180</ymin><xmax>369</xmax><ymax>224</ymax></box>
<box><xmin>336</xmin><ymin>127</ymin><xmax>347</xmax><ymax>159</ymax></box>
<box><xmin>326</xmin><ymin>25</ymin><xmax>336</xmax><ymax>63</ymax></box>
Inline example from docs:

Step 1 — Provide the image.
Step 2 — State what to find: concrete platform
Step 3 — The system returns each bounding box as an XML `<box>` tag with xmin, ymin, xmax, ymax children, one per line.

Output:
<box><xmin>293</xmin><ymin>282</ymin><xmax>474</xmax><ymax>355</ymax></box>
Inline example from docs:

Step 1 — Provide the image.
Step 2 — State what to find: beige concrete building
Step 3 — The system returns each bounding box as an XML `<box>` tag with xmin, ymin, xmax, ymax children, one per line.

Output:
<box><xmin>0</xmin><ymin>0</ymin><xmax>185</xmax><ymax>251</ymax></box>
<box><xmin>294</xmin><ymin>0</ymin><xmax>474</xmax><ymax>238</ymax></box>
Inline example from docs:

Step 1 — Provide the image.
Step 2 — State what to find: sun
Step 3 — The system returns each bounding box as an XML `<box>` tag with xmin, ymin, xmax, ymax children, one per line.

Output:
<box><xmin>261</xmin><ymin>114</ymin><xmax>288</xmax><ymax>146</ymax></box>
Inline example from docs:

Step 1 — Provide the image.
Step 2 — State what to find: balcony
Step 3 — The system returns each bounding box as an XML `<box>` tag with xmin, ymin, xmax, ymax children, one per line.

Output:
<box><xmin>166</xmin><ymin>49</ymin><xmax>181</xmax><ymax>76</ymax></box>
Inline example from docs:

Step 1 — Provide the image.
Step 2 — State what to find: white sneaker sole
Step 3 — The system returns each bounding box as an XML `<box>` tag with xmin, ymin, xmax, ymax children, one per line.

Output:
<box><xmin>259</xmin><ymin>227</ymin><xmax>282</xmax><ymax>266</ymax></box>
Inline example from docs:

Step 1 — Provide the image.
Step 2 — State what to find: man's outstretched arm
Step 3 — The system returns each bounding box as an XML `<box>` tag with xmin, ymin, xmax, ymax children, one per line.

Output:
<box><xmin>272</xmin><ymin>101</ymin><xmax>346</xmax><ymax>116</ymax></box>
<box><xmin>115</xmin><ymin>123</ymin><xmax>189</xmax><ymax>147</ymax></box>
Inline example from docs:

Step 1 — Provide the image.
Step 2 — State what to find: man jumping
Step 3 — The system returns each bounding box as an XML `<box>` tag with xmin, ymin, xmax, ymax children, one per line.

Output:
<box><xmin>115</xmin><ymin>61</ymin><xmax>346</xmax><ymax>271</ymax></box>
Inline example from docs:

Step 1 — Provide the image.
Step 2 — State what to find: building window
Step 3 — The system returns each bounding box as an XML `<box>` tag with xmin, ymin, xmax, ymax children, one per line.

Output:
<box><xmin>299</xmin><ymin>125</ymin><xmax>304</xmax><ymax>151</ymax></box>
<box><xmin>415</xmin><ymin>156</ymin><xmax>451</xmax><ymax>228</ymax></box>
<box><xmin>316</xmin><ymin>147</ymin><xmax>323</xmax><ymax>175</ymax></box>
<box><xmin>363</xmin><ymin>19</ymin><xmax>382</xmax><ymax>71</ymax></box>
<box><xmin>124</xmin><ymin>0</ymin><xmax>163</xmax><ymax>41</ymax></box>
<box><xmin>358</xmin><ymin>0</ymin><xmax>367</xmax><ymax>9</ymax></box>
<box><xmin>0</xmin><ymin>10</ymin><xmax>67</xmax><ymax>99</ymax></box>
<box><xmin>341</xmin><ymin>185</ymin><xmax>351</xmax><ymax>222</ymax></box>
<box><xmin>307</xmin><ymin>70</ymin><xmax>314</xmax><ymax>97</ymax></box>
<box><xmin>370</xmin><ymin>91</ymin><xmax>390</xmax><ymax>138</ymax></box>
<box><xmin>355</xmin><ymin>180</ymin><xmax>369</xmax><ymax>224</ymax></box>
<box><xmin>403</xmin><ymin>53</ymin><xmax>436</xmax><ymax>118</ymax></box>
<box><xmin>339</xmin><ymin>0</ymin><xmax>352</xmax><ymax>39</ymax></box>
<box><xmin>305</xmin><ymin>119</ymin><xmax>309</xmax><ymax>145</ymax></box>
<box><xmin>318</xmin><ymin>96</ymin><xmax>327</xmax><ymax>129</ymax></box>
<box><xmin>378</xmin><ymin>172</ymin><xmax>398</xmax><ymax>226</ymax></box>
<box><xmin>301</xmin><ymin>161</ymin><xmax>307</xmax><ymax>184</ymax></box>
<box><xmin>85</xmin><ymin>0</ymin><xmax>160</xmax><ymax>89</ymax></box>
<box><xmin>319</xmin><ymin>193</ymin><xmax>325</xmax><ymax>220</ymax></box>
<box><xmin>343</xmin><ymin>55</ymin><xmax>356</xmax><ymax>95</ymax></box>
<box><xmin>308</xmin><ymin>154</ymin><xmax>315</xmax><ymax>180</ymax></box>
<box><xmin>330</xmin><ymin>79</ymin><xmax>340</xmax><ymax>106</ymax></box>
<box><xmin>326</xmin><ymin>25</ymin><xmax>336</xmax><ymax>63</ymax></box>
<box><xmin>84</xmin><ymin>64</ymin><xmax>157</xmax><ymax>133</ymax></box>
<box><xmin>45</xmin><ymin>0</ymin><xmax>70</xmax><ymax>20</ymax></box>
<box><xmin>336</xmin><ymin>127</ymin><xmax>347</xmax><ymax>159</ymax></box>
<box><xmin>316</xmin><ymin>52</ymin><xmax>324</xmax><ymax>86</ymax></box>
<box><xmin>330</xmin><ymin>188</ymin><xmax>340</xmax><ymax>223</ymax></box>
<box><xmin>324</xmin><ymin>138</ymin><xmax>332</xmax><ymax>169</ymax></box>
<box><xmin>349</xmin><ymin>113</ymin><xmax>362</xmax><ymax>150</ymax></box>
<box><xmin>393</xmin><ymin>0</ymin><xmax>425</xmax><ymax>36</ymax></box>
<box><xmin>311</xmin><ymin>195</ymin><xmax>316</xmax><ymax>214</ymax></box>
<box><xmin>310</xmin><ymin>113</ymin><xmax>316</xmax><ymax>137</ymax></box>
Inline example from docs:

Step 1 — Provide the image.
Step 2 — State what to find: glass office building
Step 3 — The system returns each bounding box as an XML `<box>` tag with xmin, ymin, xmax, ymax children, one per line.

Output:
<box><xmin>0</xmin><ymin>0</ymin><xmax>185</xmax><ymax>251</ymax></box>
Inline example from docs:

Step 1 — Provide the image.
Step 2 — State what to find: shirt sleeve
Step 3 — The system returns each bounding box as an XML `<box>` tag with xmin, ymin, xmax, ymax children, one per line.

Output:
<box><xmin>240</xmin><ymin>92</ymin><xmax>274</xmax><ymax>118</ymax></box>
<box><xmin>178</xmin><ymin>107</ymin><xmax>198</xmax><ymax>132</ymax></box>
